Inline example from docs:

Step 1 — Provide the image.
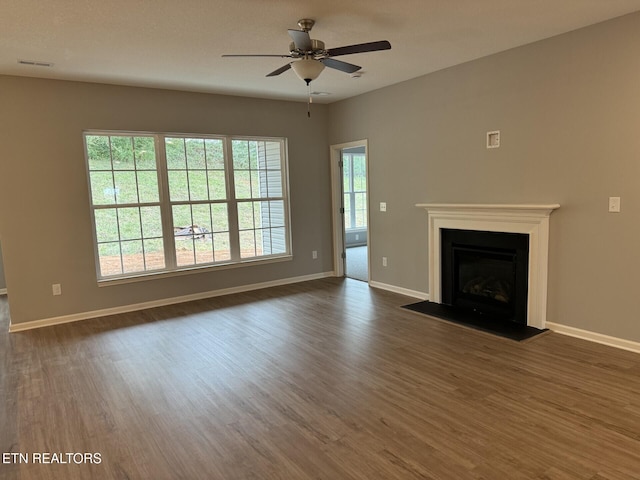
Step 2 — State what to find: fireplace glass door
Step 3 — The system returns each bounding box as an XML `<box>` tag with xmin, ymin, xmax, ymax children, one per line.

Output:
<box><xmin>454</xmin><ymin>247</ymin><xmax>516</xmax><ymax>318</ymax></box>
<box><xmin>441</xmin><ymin>229</ymin><xmax>529</xmax><ymax>324</ymax></box>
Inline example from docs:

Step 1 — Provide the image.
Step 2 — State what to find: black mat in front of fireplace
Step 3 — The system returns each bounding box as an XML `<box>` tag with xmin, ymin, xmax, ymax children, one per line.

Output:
<box><xmin>402</xmin><ymin>300</ymin><xmax>548</xmax><ymax>341</ymax></box>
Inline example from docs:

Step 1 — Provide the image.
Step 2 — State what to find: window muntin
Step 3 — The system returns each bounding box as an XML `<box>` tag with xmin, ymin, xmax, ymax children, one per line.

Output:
<box><xmin>84</xmin><ymin>132</ymin><xmax>290</xmax><ymax>281</ymax></box>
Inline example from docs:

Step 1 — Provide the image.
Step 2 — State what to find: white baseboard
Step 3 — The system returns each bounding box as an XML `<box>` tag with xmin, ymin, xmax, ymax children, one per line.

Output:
<box><xmin>369</xmin><ymin>281</ymin><xmax>428</xmax><ymax>301</ymax></box>
<box><xmin>546</xmin><ymin>322</ymin><xmax>640</xmax><ymax>355</ymax></box>
<box><xmin>9</xmin><ymin>271</ymin><xmax>334</xmax><ymax>333</ymax></box>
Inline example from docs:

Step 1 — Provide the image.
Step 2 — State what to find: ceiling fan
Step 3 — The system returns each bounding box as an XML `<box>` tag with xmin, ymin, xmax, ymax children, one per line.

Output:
<box><xmin>222</xmin><ymin>19</ymin><xmax>392</xmax><ymax>85</ymax></box>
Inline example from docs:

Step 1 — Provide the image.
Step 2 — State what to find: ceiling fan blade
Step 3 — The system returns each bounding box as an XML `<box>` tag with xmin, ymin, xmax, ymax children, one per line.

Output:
<box><xmin>320</xmin><ymin>58</ymin><xmax>361</xmax><ymax>74</ymax></box>
<box><xmin>222</xmin><ymin>54</ymin><xmax>292</xmax><ymax>58</ymax></box>
<box><xmin>288</xmin><ymin>29</ymin><xmax>312</xmax><ymax>51</ymax></box>
<box><xmin>327</xmin><ymin>40</ymin><xmax>391</xmax><ymax>57</ymax></box>
<box><xmin>266</xmin><ymin>63</ymin><xmax>292</xmax><ymax>77</ymax></box>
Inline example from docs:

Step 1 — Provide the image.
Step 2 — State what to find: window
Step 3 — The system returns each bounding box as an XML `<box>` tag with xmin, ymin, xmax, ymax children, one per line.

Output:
<box><xmin>342</xmin><ymin>152</ymin><xmax>367</xmax><ymax>230</ymax></box>
<box><xmin>84</xmin><ymin>132</ymin><xmax>290</xmax><ymax>281</ymax></box>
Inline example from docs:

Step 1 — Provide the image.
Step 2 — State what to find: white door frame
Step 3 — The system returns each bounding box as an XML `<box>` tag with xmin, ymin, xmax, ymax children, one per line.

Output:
<box><xmin>329</xmin><ymin>140</ymin><xmax>369</xmax><ymax>280</ymax></box>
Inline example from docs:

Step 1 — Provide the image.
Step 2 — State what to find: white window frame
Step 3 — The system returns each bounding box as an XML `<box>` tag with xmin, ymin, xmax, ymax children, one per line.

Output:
<box><xmin>83</xmin><ymin>130</ymin><xmax>292</xmax><ymax>284</ymax></box>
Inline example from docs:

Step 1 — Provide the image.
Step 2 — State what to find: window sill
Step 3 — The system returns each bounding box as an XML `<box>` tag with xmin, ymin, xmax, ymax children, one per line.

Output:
<box><xmin>97</xmin><ymin>254</ymin><xmax>293</xmax><ymax>287</ymax></box>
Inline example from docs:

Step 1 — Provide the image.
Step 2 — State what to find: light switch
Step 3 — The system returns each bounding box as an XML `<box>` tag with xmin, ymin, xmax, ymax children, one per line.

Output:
<box><xmin>380</xmin><ymin>202</ymin><xmax>387</xmax><ymax>212</ymax></box>
<box><xmin>609</xmin><ymin>197</ymin><xmax>621</xmax><ymax>213</ymax></box>
<box><xmin>487</xmin><ymin>130</ymin><xmax>500</xmax><ymax>149</ymax></box>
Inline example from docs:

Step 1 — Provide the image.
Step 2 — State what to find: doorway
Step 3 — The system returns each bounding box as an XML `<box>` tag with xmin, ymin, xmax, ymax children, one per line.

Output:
<box><xmin>329</xmin><ymin>140</ymin><xmax>369</xmax><ymax>282</ymax></box>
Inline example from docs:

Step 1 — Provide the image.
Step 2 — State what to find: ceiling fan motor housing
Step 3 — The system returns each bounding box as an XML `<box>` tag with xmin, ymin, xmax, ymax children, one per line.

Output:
<box><xmin>289</xmin><ymin>39</ymin><xmax>326</xmax><ymax>57</ymax></box>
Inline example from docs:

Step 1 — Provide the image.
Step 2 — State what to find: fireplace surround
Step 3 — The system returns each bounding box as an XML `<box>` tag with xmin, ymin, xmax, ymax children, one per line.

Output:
<box><xmin>416</xmin><ymin>204</ymin><xmax>560</xmax><ymax>329</ymax></box>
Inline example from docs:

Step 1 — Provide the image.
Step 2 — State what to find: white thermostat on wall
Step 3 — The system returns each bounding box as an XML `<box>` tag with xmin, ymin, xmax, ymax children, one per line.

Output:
<box><xmin>487</xmin><ymin>130</ymin><xmax>500</xmax><ymax>149</ymax></box>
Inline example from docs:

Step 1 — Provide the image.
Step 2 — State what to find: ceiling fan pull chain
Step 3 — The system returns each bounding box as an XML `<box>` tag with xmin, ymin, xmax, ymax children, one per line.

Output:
<box><xmin>307</xmin><ymin>83</ymin><xmax>312</xmax><ymax>118</ymax></box>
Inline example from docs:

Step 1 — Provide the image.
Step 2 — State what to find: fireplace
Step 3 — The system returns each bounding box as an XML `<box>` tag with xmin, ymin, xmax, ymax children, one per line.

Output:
<box><xmin>415</xmin><ymin>203</ymin><xmax>560</xmax><ymax>329</ymax></box>
<box><xmin>441</xmin><ymin>229</ymin><xmax>529</xmax><ymax>324</ymax></box>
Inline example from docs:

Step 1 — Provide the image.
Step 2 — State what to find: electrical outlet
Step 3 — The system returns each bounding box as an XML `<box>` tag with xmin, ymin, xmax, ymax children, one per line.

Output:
<box><xmin>382</xmin><ymin>257</ymin><xmax>388</xmax><ymax>267</ymax></box>
<box><xmin>380</xmin><ymin>202</ymin><xmax>387</xmax><ymax>212</ymax></box>
<box><xmin>312</xmin><ymin>250</ymin><xmax>318</xmax><ymax>259</ymax></box>
<box><xmin>52</xmin><ymin>284</ymin><xmax>62</xmax><ymax>296</ymax></box>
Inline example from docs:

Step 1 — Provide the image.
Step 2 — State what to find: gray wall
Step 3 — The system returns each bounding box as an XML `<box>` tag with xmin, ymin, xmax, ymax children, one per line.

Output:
<box><xmin>329</xmin><ymin>12</ymin><xmax>640</xmax><ymax>342</ymax></box>
<box><xmin>0</xmin><ymin>77</ymin><xmax>333</xmax><ymax>325</ymax></box>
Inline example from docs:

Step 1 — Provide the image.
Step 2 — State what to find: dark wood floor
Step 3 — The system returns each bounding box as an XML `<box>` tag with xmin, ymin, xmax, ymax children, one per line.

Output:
<box><xmin>1</xmin><ymin>278</ymin><xmax>640</xmax><ymax>479</ymax></box>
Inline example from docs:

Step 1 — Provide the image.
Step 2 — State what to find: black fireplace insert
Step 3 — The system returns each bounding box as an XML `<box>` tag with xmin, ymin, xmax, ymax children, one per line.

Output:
<box><xmin>441</xmin><ymin>229</ymin><xmax>529</xmax><ymax>324</ymax></box>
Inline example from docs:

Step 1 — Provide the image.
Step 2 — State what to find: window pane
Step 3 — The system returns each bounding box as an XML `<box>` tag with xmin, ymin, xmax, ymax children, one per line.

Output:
<box><xmin>270</xmin><ymin>227</ymin><xmax>287</xmax><ymax>254</ymax></box>
<box><xmin>343</xmin><ymin>193</ymin><xmax>352</xmax><ymax>229</ymax></box>
<box><xmin>188</xmin><ymin>170</ymin><xmax>208</xmax><ymax>201</ymax></box>
<box><xmin>353</xmin><ymin>156</ymin><xmax>366</xmax><ymax>191</ymax></box>
<box><xmin>232</xmin><ymin>140</ymin><xmax>250</xmax><ymax>169</ymax></box>
<box><xmin>168</xmin><ymin>171</ymin><xmax>189</xmax><ymax>202</ymax></box>
<box><xmin>86</xmin><ymin>135</ymin><xmax>112</xmax><ymax>170</ymax></box>
<box><xmin>213</xmin><ymin>233</ymin><xmax>231</xmax><ymax>261</ymax></box>
<box><xmin>343</xmin><ymin>156</ymin><xmax>351</xmax><ymax>192</ymax></box>
<box><xmin>165</xmin><ymin>138</ymin><xmax>186</xmax><ymax>169</ymax></box>
<box><xmin>90</xmin><ymin>172</ymin><xmax>116</xmax><ymax>205</ymax></box>
<box><xmin>121</xmin><ymin>240</ymin><xmax>144</xmax><ymax>273</ymax></box>
<box><xmin>211</xmin><ymin>204</ymin><xmax>228</xmax><ymax>232</ymax></box>
<box><xmin>250</xmin><ymin>170</ymin><xmax>261</xmax><ymax>198</ymax></box>
<box><xmin>186</xmin><ymin>138</ymin><xmax>206</xmax><ymax>169</ymax></box>
<box><xmin>172</xmin><ymin>202</ymin><xmax>218</xmax><ymax>268</ymax></box>
<box><xmin>238</xmin><ymin>202</ymin><xmax>254</xmax><ymax>230</ymax></box>
<box><xmin>94</xmin><ymin>208</ymin><xmax>119</xmax><ymax>243</ymax></box>
<box><xmin>234</xmin><ymin>170</ymin><xmax>251</xmax><ymax>199</ymax></box>
<box><xmin>239</xmin><ymin>230</ymin><xmax>256</xmax><ymax>258</ymax></box>
<box><xmin>176</xmin><ymin>238</ymin><xmax>195</xmax><ymax>267</ymax></box>
<box><xmin>253</xmin><ymin>202</ymin><xmax>263</xmax><ymax>229</ymax></box>
<box><xmin>143</xmin><ymin>239</ymin><xmax>165</xmax><ymax>270</ymax></box>
<box><xmin>266</xmin><ymin>170</ymin><xmax>282</xmax><ymax>197</ymax></box>
<box><xmin>110</xmin><ymin>136</ymin><xmax>135</xmax><ymax>170</ymax></box>
<box><xmin>261</xmin><ymin>142</ymin><xmax>281</xmax><ymax>169</ymax></box>
<box><xmin>205</xmin><ymin>139</ymin><xmax>224</xmax><ymax>169</ymax></box>
<box><xmin>208</xmin><ymin>171</ymin><xmax>227</xmax><ymax>200</ymax></box>
<box><xmin>254</xmin><ymin>229</ymin><xmax>264</xmax><ymax>256</ymax></box>
<box><xmin>137</xmin><ymin>171</ymin><xmax>159</xmax><ymax>203</ymax></box>
<box><xmin>114</xmin><ymin>171</ymin><xmax>138</xmax><ymax>204</ymax></box>
<box><xmin>173</xmin><ymin>205</ymin><xmax>192</xmax><ymax>233</ymax></box>
<box><xmin>98</xmin><ymin>243</ymin><xmax>122</xmax><ymax>276</ymax></box>
<box><xmin>118</xmin><ymin>207</ymin><xmax>142</xmax><ymax>240</ymax></box>
<box><xmin>140</xmin><ymin>206</ymin><xmax>162</xmax><ymax>238</ymax></box>
<box><xmin>249</xmin><ymin>142</ymin><xmax>259</xmax><ymax>170</ymax></box>
<box><xmin>195</xmin><ymin>246</ymin><xmax>214</xmax><ymax>265</ymax></box>
<box><xmin>191</xmin><ymin>204</ymin><xmax>212</xmax><ymax>237</ymax></box>
<box><xmin>133</xmin><ymin>137</ymin><xmax>156</xmax><ymax>168</ymax></box>
<box><xmin>269</xmin><ymin>201</ymin><xmax>285</xmax><ymax>227</ymax></box>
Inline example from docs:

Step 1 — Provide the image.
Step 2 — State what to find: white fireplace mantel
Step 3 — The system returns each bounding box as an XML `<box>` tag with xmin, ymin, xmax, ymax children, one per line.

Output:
<box><xmin>416</xmin><ymin>203</ymin><xmax>560</xmax><ymax>329</ymax></box>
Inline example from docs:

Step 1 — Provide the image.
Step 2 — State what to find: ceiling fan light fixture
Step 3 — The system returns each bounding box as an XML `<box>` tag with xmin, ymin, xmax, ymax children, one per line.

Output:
<box><xmin>291</xmin><ymin>58</ymin><xmax>325</xmax><ymax>84</ymax></box>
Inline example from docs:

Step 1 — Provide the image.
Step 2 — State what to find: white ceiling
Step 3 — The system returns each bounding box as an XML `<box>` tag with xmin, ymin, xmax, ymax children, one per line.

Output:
<box><xmin>2</xmin><ymin>0</ymin><xmax>640</xmax><ymax>104</ymax></box>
